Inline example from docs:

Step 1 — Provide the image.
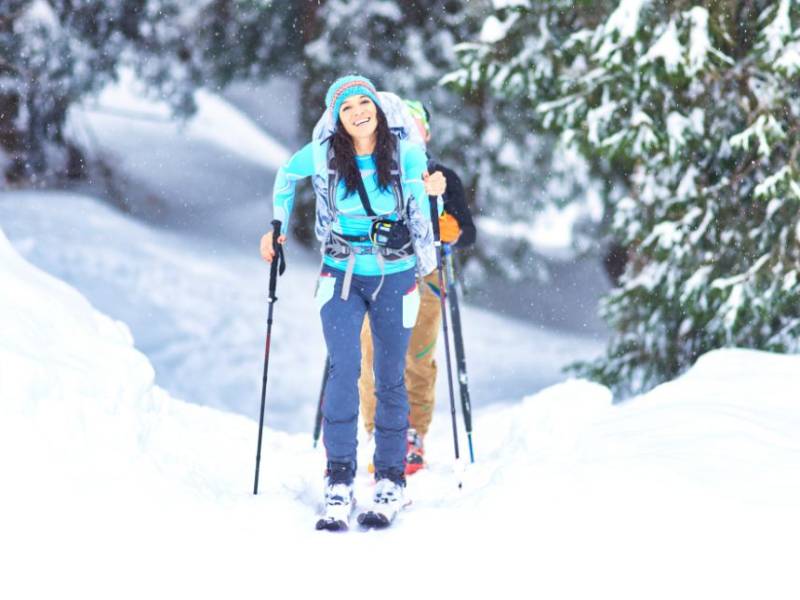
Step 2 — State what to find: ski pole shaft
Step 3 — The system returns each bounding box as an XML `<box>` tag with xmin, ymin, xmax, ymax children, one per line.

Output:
<box><xmin>444</xmin><ymin>244</ymin><xmax>475</xmax><ymax>463</ymax></box>
<box><xmin>312</xmin><ymin>355</ymin><xmax>330</xmax><ymax>448</ymax></box>
<box><xmin>429</xmin><ymin>196</ymin><xmax>461</xmax><ymax>486</ymax></box>
<box><xmin>253</xmin><ymin>219</ymin><xmax>284</xmax><ymax>495</ymax></box>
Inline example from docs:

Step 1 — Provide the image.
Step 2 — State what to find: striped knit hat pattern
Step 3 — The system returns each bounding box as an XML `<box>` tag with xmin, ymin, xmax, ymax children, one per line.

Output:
<box><xmin>325</xmin><ymin>75</ymin><xmax>381</xmax><ymax>119</ymax></box>
<box><xmin>404</xmin><ymin>99</ymin><xmax>430</xmax><ymax>135</ymax></box>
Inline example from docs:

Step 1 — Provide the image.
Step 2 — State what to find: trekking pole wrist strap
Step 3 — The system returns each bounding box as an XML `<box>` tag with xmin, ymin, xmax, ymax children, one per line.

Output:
<box><xmin>269</xmin><ymin>220</ymin><xmax>286</xmax><ymax>297</ymax></box>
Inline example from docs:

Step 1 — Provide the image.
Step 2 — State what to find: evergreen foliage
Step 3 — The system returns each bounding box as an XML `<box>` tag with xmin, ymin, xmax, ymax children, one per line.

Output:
<box><xmin>0</xmin><ymin>0</ymin><xmax>189</xmax><ymax>181</ymax></box>
<box><xmin>0</xmin><ymin>0</ymin><xmax>297</xmax><ymax>183</ymax></box>
<box><xmin>188</xmin><ymin>0</ymin><xmax>305</xmax><ymax>87</ymax></box>
<box><xmin>455</xmin><ymin>0</ymin><xmax>800</xmax><ymax>394</ymax></box>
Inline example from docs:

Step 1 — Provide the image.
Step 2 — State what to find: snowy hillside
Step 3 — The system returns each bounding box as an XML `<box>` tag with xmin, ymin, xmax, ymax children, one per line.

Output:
<box><xmin>65</xmin><ymin>70</ymin><xmax>290</xmax><ymax>248</ymax></box>
<box><xmin>2</xmin><ymin>217</ymin><xmax>800</xmax><ymax>599</ymax></box>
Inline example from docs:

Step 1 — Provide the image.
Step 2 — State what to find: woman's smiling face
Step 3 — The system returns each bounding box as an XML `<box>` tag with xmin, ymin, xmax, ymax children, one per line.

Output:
<box><xmin>338</xmin><ymin>95</ymin><xmax>378</xmax><ymax>141</ymax></box>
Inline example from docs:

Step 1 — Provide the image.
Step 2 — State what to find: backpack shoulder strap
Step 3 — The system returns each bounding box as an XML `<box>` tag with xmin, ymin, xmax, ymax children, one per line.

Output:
<box><xmin>326</xmin><ymin>137</ymin><xmax>406</xmax><ymax>220</ymax></box>
<box><xmin>391</xmin><ymin>141</ymin><xmax>405</xmax><ymax>216</ymax></box>
<box><xmin>326</xmin><ymin>142</ymin><xmax>340</xmax><ymax>218</ymax></box>
<box><xmin>354</xmin><ymin>162</ymin><xmax>377</xmax><ymax>217</ymax></box>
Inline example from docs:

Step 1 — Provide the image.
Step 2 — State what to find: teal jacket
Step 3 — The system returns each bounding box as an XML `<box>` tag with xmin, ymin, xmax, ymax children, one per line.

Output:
<box><xmin>272</xmin><ymin>139</ymin><xmax>437</xmax><ymax>276</ymax></box>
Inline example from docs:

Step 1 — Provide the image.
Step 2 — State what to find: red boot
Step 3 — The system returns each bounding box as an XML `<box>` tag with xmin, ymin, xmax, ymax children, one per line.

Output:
<box><xmin>404</xmin><ymin>428</ymin><xmax>425</xmax><ymax>475</ymax></box>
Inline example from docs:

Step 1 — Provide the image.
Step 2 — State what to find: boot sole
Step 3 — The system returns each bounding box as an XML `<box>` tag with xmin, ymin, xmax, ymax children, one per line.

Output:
<box><xmin>315</xmin><ymin>517</ymin><xmax>349</xmax><ymax>532</ymax></box>
<box><xmin>357</xmin><ymin>511</ymin><xmax>391</xmax><ymax>529</ymax></box>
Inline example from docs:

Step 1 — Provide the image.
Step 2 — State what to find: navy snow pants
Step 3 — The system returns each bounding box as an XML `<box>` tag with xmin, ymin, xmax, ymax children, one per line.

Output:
<box><xmin>316</xmin><ymin>265</ymin><xmax>420</xmax><ymax>476</ymax></box>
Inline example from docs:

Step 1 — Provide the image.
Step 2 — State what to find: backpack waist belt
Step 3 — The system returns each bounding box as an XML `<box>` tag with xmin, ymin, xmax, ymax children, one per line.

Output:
<box><xmin>324</xmin><ymin>229</ymin><xmax>414</xmax><ymax>301</ymax></box>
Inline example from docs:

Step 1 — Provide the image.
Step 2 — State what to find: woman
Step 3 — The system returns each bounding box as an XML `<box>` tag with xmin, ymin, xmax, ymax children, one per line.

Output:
<box><xmin>260</xmin><ymin>75</ymin><xmax>443</xmax><ymax>529</ymax></box>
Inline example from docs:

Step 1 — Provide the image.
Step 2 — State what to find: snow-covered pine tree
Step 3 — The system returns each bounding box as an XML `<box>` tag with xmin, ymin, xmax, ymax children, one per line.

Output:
<box><xmin>187</xmin><ymin>0</ymin><xmax>305</xmax><ymax>88</ymax></box>
<box><xmin>0</xmin><ymin>0</ymin><xmax>297</xmax><ymax>185</ymax></box>
<box><xmin>456</xmin><ymin>0</ymin><xmax>800</xmax><ymax>395</ymax></box>
<box><xmin>446</xmin><ymin>1</ymin><xmax>617</xmax><ymax>271</ymax></box>
<box><xmin>0</xmin><ymin>0</ymin><xmax>195</xmax><ymax>183</ymax></box>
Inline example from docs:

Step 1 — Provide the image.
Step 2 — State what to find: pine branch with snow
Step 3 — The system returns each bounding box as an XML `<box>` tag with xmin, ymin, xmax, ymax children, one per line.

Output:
<box><xmin>453</xmin><ymin>0</ymin><xmax>800</xmax><ymax>395</ymax></box>
<box><xmin>0</xmin><ymin>0</ymin><xmax>298</xmax><ymax>184</ymax></box>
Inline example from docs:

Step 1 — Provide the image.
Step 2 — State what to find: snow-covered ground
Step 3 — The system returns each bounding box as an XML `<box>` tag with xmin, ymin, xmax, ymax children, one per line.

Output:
<box><xmin>2</xmin><ymin>215</ymin><xmax>800</xmax><ymax>599</ymax></box>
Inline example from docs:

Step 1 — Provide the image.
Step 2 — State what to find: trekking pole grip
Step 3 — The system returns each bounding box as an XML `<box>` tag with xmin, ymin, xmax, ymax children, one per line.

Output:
<box><xmin>269</xmin><ymin>220</ymin><xmax>283</xmax><ymax>299</ymax></box>
<box><xmin>428</xmin><ymin>196</ymin><xmax>441</xmax><ymax>243</ymax></box>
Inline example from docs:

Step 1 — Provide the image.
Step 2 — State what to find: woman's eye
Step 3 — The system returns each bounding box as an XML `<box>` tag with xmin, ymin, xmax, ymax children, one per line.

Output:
<box><xmin>342</xmin><ymin>106</ymin><xmax>351</xmax><ymax>112</ymax></box>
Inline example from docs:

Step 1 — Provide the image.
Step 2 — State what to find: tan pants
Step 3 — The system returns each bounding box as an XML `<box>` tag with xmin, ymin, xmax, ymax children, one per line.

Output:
<box><xmin>359</xmin><ymin>271</ymin><xmax>442</xmax><ymax>437</ymax></box>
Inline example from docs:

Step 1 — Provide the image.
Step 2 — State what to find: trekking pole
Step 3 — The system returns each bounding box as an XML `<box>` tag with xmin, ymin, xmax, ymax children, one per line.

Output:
<box><xmin>444</xmin><ymin>244</ymin><xmax>475</xmax><ymax>463</ymax></box>
<box><xmin>312</xmin><ymin>355</ymin><xmax>330</xmax><ymax>448</ymax></box>
<box><xmin>429</xmin><ymin>196</ymin><xmax>462</xmax><ymax>488</ymax></box>
<box><xmin>253</xmin><ymin>220</ymin><xmax>286</xmax><ymax>495</ymax></box>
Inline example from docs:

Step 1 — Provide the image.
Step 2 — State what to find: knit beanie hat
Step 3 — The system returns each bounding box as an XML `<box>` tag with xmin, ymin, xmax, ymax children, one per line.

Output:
<box><xmin>404</xmin><ymin>99</ymin><xmax>430</xmax><ymax>135</ymax></box>
<box><xmin>325</xmin><ymin>75</ymin><xmax>381</xmax><ymax>119</ymax></box>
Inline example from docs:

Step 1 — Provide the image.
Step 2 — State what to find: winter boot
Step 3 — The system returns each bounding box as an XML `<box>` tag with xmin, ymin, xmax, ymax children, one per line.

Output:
<box><xmin>316</xmin><ymin>462</ymin><xmax>355</xmax><ymax>532</ymax></box>
<box><xmin>357</xmin><ymin>470</ymin><xmax>406</xmax><ymax>528</ymax></box>
<box><xmin>404</xmin><ymin>428</ymin><xmax>425</xmax><ymax>475</ymax></box>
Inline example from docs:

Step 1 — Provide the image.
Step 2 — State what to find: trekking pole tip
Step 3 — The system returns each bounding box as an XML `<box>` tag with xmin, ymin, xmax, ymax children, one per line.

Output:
<box><xmin>454</xmin><ymin>456</ymin><xmax>467</xmax><ymax>491</ymax></box>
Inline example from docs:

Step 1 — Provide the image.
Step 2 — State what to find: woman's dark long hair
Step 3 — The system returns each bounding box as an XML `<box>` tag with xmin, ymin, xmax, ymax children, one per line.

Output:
<box><xmin>331</xmin><ymin>104</ymin><xmax>396</xmax><ymax>194</ymax></box>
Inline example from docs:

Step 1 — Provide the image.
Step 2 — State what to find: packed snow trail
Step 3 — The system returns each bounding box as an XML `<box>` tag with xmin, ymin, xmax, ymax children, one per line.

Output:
<box><xmin>2</xmin><ymin>221</ymin><xmax>800</xmax><ymax>598</ymax></box>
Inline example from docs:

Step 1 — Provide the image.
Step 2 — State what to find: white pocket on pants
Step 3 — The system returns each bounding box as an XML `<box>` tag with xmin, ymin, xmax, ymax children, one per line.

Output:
<box><xmin>402</xmin><ymin>284</ymin><xmax>421</xmax><ymax>328</ymax></box>
<box><xmin>315</xmin><ymin>275</ymin><xmax>336</xmax><ymax>311</ymax></box>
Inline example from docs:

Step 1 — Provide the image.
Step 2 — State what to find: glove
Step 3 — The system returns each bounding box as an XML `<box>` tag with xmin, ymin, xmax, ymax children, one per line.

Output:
<box><xmin>438</xmin><ymin>212</ymin><xmax>461</xmax><ymax>243</ymax></box>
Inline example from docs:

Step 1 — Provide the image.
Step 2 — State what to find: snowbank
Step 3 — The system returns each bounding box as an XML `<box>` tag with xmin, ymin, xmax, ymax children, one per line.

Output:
<box><xmin>0</xmin><ymin>225</ymin><xmax>315</xmax><ymax>597</ymax></box>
